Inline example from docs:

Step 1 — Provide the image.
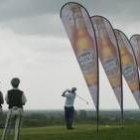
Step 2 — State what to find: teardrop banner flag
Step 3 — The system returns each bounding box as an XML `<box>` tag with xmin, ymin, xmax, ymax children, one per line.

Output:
<box><xmin>130</xmin><ymin>35</ymin><xmax>140</xmax><ymax>71</ymax></box>
<box><xmin>115</xmin><ymin>31</ymin><xmax>140</xmax><ymax>108</ymax></box>
<box><xmin>91</xmin><ymin>16</ymin><xmax>123</xmax><ymax>110</ymax></box>
<box><xmin>60</xmin><ymin>3</ymin><xmax>99</xmax><ymax>111</ymax></box>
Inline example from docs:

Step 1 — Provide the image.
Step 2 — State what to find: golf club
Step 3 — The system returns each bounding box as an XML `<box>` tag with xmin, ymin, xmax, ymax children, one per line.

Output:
<box><xmin>77</xmin><ymin>94</ymin><xmax>89</xmax><ymax>105</ymax></box>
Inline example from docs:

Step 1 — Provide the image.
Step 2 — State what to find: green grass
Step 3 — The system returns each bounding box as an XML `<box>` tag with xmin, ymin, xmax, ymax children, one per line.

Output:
<box><xmin>2</xmin><ymin>124</ymin><xmax>140</xmax><ymax>140</ymax></box>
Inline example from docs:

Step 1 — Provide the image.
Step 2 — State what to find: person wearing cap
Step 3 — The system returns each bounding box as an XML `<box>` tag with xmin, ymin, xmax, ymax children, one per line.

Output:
<box><xmin>2</xmin><ymin>78</ymin><xmax>27</xmax><ymax>140</ymax></box>
<box><xmin>62</xmin><ymin>87</ymin><xmax>77</xmax><ymax>129</ymax></box>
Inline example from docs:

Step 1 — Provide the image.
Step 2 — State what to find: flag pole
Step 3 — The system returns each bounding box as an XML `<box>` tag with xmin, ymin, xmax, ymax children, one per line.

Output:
<box><xmin>96</xmin><ymin>28</ymin><xmax>99</xmax><ymax>134</ymax></box>
<box><xmin>96</xmin><ymin>94</ymin><xmax>99</xmax><ymax>134</ymax></box>
<box><xmin>113</xmin><ymin>29</ymin><xmax>124</xmax><ymax>128</ymax></box>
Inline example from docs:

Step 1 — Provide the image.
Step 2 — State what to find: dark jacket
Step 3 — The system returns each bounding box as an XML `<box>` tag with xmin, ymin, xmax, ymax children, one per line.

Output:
<box><xmin>0</xmin><ymin>91</ymin><xmax>4</xmax><ymax>107</ymax></box>
<box><xmin>7</xmin><ymin>89</ymin><xmax>23</xmax><ymax>109</ymax></box>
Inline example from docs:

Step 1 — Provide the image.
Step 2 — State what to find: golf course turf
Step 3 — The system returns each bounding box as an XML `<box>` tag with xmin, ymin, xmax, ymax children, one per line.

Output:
<box><xmin>1</xmin><ymin>124</ymin><xmax>140</xmax><ymax>140</ymax></box>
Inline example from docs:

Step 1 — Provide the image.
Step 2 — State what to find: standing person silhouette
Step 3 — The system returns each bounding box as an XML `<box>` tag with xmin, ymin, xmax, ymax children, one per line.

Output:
<box><xmin>2</xmin><ymin>78</ymin><xmax>27</xmax><ymax>140</ymax></box>
<box><xmin>0</xmin><ymin>85</ymin><xmax>4</xmax><ymax>128</ymax></box>
<box><xmin>62</xmin><ymin>87</ymin><xmax>77</xmax><ymax>129</ymax></box>
<box><xmin>0</xmin><ymin>86</ymin><xmax>4</xmax><ymax>110</ymax></box>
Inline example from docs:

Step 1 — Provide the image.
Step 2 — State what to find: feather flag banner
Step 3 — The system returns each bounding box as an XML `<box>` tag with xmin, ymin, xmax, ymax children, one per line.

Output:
<box><xmin>130</xmin><ymin>35</ymin><xmax>140</xmax><ymax>71</ymax></box>
<box><xmin>91</xmin><ymin>16</ymin><xmax>122</xmax><ymax>108</ymax></box>
<box><xmin>115</xmin><ymin>31</ymin><xmax>140</xmax><ymax>107</ymax></box>
<box><xmin>60</xmin><ymin>3</ymin><xmax>99</xmax><ymax>109</ymax></box>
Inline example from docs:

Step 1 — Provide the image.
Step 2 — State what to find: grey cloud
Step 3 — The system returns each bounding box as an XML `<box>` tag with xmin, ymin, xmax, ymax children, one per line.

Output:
<box><xmin>86</xmin><ymin>0</ymin><xmax>140</xmax><ymax>23</ymax></box>
<box><xmin>0</xmin><ymin>0</ymin><xmax>139</xmax><ymax>21</ymax></box>
<box><xmin>0</xmin><ymin>14</ymin><xmax>67</xmax><ymax>37</ymax></box>
<box><xmin>0</xmin><ymin>0</ymin><xmax>140</xmax><ymax>36</ymax></box>
<box><xmin>0</xmin><ymin>0</ymin><xmax>73</xmax><ymax>20</ymax></box>
<box><xmin>0</xmin><ymin>0</ymin><xmax>57</xmax><ymax>20</ymax></box>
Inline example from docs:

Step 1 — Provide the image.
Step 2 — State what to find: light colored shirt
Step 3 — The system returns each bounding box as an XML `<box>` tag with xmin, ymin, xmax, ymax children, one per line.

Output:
<box><xmin>64</xmin><ymin>91</ymin><xmax>76</xmax><ymax>107</ymax></box>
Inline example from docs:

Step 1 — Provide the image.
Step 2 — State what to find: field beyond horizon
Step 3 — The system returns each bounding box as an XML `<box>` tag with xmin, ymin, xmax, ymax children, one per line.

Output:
<box><xmin>2</xmin><ymin>124</ymin><xmax>140</xmax><ymax>140</ymax></box>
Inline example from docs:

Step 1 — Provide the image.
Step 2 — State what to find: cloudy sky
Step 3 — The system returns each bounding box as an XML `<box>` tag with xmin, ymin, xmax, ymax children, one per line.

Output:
<box><xmin>0</xmin><ymin>0</ymin><xmax>140</xmax><ymax>110</ymax></box>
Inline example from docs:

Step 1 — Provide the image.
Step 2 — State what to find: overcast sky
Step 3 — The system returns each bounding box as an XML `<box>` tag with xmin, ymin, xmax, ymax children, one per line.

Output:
<box><xmin>0</xmin><ymin>0</ymin><xmax>140</xmax><ymax>110</ymax></box>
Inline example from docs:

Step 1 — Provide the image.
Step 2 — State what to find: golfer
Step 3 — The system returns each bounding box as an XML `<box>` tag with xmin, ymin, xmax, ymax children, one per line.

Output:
<box><xmin>2</xmin><ymin>78</ymin><xmax>27</xmax><ymax>140</ymax></box>
<box><xmin>62</xmin><ymin>87</ymin><xmax>77</xmax><ymax>129</ymax></box>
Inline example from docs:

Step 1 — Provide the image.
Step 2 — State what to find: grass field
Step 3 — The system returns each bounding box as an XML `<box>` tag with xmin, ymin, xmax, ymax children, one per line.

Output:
<box><xmin>2</xmin><ymin>124</ymin><xmax>140</xmax><ymax>140</ymax></box>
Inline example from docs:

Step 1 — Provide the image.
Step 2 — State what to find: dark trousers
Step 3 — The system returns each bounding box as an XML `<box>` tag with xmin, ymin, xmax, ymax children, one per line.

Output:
<box><xmin>64</xmin><ymin>107</ymin><xmax>74</xmax><ymax>129</ymax></box>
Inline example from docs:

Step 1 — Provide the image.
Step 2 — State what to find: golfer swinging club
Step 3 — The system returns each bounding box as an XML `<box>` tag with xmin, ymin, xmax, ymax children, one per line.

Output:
<box><xmin>2</xmin><ymin>78</ymin><xmax>27</xmax><ymax>140</ymax></box>
<box><xmin>62</xmin><ymin>87</ymin><xmax>77</xmax><ymax>129</ymax></box>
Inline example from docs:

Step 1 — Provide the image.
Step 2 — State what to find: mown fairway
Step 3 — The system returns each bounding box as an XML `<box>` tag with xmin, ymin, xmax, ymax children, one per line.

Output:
<box><xmin>1</xmin><ymin>124</ymin><xmax>140</xmax><ymax>140</ymax></box>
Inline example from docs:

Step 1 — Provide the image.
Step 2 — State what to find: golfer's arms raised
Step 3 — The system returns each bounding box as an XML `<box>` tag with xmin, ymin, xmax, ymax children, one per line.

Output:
<box><xmin>62</xmin><ymin>90</ymin><xmax>70</xmax><ymax>97</ymax></box>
